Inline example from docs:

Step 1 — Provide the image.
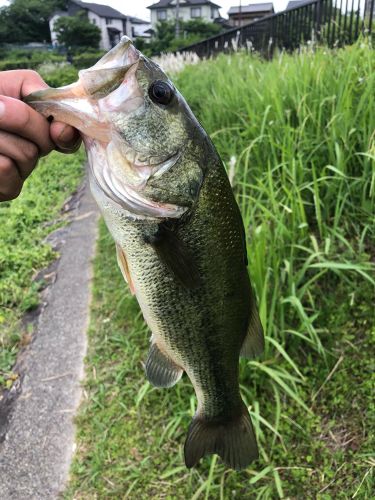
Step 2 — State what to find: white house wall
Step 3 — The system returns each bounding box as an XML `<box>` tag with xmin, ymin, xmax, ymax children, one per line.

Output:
<box><xmin>87</xmin><ymin>11</ymin><xmax>124</xmax><ymax>50</ymax></box>
<box><xmin>150</xmin><ymin>4</ymin><xmax>219</xmax><ymax>28</ymax></box>
<box><xmin>49</xmin><ymin>14</ymin><xmax>62</xmax><ymax>45</ymax></box>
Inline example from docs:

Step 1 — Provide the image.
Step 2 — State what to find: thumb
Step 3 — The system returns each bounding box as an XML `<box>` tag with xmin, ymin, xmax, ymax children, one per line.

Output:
<box><xmin>50</xmin><ymin>121</ymin><xmax>82</xmax><ymax>153</ymax></box>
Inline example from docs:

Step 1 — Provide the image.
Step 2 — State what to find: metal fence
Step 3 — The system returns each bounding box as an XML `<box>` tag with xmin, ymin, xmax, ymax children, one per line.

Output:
<box><xmin>177</xmin><ymin>0</ymin><xmax>374</xmax><ymax>57</ymax></box>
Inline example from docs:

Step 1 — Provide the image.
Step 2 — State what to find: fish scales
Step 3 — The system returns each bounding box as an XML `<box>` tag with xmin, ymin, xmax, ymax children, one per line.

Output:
<box><xmin>105</xmin><ymin>160</ymin><xmax>250</xmax><ymax>418</ymax></box>
<box><xmin>25</xmin><ymin>37</ymin><xmax>264</xmax><ymax>470</ymax></box>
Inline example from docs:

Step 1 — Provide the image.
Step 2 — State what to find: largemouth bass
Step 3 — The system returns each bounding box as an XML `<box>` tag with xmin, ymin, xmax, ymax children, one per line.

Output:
<box><xmin>25</xmin><ymin>37</ymin><xmax>264</xmax><ymax>470</ymax></box>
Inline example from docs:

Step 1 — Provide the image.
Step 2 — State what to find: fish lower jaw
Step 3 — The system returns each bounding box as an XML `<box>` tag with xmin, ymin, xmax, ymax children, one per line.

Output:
<box><xmin>91</xmin><ymin>160</ymin><xmax>187</xmax><ymax>219</ymax></box>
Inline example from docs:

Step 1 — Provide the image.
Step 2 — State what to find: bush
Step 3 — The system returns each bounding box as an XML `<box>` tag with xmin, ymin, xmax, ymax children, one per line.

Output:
<box><xmin>38</xmin><ymin>63</ymin><xmax>78</xmax><ymax>87</ymax></box>
<box><xmin>70</xmin><ymin>51</ymin><xmax>104</xmax><ymax>69</ymax></box>
<box><xmin>0</xmin><ymin>48</ymin><xmax>65</xmax><ymax>70</ymax></box>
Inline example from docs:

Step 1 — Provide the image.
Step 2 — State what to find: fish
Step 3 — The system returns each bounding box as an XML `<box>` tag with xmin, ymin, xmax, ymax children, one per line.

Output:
<box><xmin>24</xmin><ymin>37</ymin><xmax>264</xmax><ymax>470</ymax></box>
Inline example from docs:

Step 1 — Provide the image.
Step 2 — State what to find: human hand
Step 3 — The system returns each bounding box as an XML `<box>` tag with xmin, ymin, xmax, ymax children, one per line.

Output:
<box><xmin>0</xmin><ymin>70</ymin><xmax>81</xmax><ymax>201</ymax></box>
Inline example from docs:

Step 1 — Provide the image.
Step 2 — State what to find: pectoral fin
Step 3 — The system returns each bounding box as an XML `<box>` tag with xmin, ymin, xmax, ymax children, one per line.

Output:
<box><xmin>146</xmin><ymin>222</ymin><xmax>201</xmax><ymax>290</ymax></box>
<box><xmin>145</xmin><ymin>343</ymin><xmax>183</xmax><ymax>388</ymax></box>
<box><xmin>116</xmin><ymin>244</ymin><xmax>135</xmax><ymax>295</ymax></box>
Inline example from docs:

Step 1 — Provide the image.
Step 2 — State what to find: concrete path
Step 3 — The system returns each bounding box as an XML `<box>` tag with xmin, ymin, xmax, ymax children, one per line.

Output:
<box><xmin>0</xmin><ymin>180</ymin><xmax>99</xmax><ymax>499</ymax></box>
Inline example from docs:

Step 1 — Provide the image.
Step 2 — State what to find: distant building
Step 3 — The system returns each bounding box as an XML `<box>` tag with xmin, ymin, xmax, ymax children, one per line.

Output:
<box><xmin>147</xmin><ymin>0</ymin><xmax>221</xmax><ymax>29</ymax></box>
<box><xmin>129</xmin><ymin>16</ymin><xmax>152</xmax><ymax>40</ymax></box>
<box><xmin>228</xmin><ymin>3</ymin><xmax>274</xmax><ymax>26</ymax></box>
<box><xmin>286</xmin><ymin>0</ymin><xmax>312</xmax><ymax>9</ymax></box>
<box><xmin>49</xmin><ymin>0</ymin><xmax>151</xmax><ymax>50</ymax></box>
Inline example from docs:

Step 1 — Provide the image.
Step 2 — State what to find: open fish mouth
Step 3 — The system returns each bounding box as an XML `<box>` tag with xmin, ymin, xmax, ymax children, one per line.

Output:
<box><xmin>24</xmin><ymin>37</ymin><xmax>187</xmax><ymax>219</ymax></box>
<box><xmin>23</xmin><ymin>37</ymin><xmax>142</xmax><ymax>142</ymax></box>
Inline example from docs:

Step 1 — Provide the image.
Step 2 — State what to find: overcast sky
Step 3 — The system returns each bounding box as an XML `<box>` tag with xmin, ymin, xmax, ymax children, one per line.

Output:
<box><xmin>0</xmin><ymin>0</ymin><xmax>291</xmax><ymax>20</ymax></box>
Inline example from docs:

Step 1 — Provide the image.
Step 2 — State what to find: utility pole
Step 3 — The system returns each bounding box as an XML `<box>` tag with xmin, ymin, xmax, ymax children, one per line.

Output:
<box><xmin>176</xmin><ymin>0</ymin><xmax>180</xmax><ymax>38</ymax></box>
<box><xmin>239</xmin><ymin>0</ymin><xmax>242</xmax><ymax>27</ymax></box>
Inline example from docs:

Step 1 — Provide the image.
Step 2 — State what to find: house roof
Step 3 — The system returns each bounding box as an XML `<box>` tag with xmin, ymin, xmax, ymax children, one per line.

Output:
<box><xmin>228</xmin><ymin>3</ymin><xmax>274</xmax><ymax>15</ymax></box>
<box><xmin>72</xmin><ymin>0</ymin><xmax>126</xmax><ymax>19</ymax></box>
<box><xmin>286</xmin><ymin>0</ymin><xmax>313</xmax><ymax>9</ymax></box>
<box><xmin>129</xmin><ymin>16</ymin><xmax>150</xmax><ymax>24</ymax></box>
<box><xmin>148</xmin><ymin>0</ymin><xmax>221</xmax><ymax>10</ymax></box>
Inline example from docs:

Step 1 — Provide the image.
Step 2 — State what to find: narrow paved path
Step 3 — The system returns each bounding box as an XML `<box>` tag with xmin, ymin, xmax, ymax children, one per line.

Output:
<box><xmin>0</xmin><ymin>180</ymin><xmax>99</xmax><ymax>499</ymax></box>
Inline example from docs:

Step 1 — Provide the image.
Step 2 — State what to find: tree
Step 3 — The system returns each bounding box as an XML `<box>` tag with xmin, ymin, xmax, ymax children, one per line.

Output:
<box><xmin>0</xmin><ymin>0</ymin><xmax>65</xmax><ymax>44</ymax></box>
<box><xmin>53</xmin><ymin>13</ymin><xmax>101</xmax><ymax>50</ymax></box>
<box><xmin>144</xmin><ymin>19</ymin><xmax>222</xmax><ymax>56</ymax></box>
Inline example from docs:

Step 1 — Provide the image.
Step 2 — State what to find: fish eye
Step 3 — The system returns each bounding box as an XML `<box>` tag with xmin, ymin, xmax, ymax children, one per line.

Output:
<box><xmin>148</xmin><ymin>80</ymin><xmax>174</xmax><ymax>106</ymax></box>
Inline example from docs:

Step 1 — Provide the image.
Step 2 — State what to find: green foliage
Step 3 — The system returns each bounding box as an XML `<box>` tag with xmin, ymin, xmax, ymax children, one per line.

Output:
<box><xmin>53</xmin><ymin>13</ymin><xmax>101</xmax><ymax>50</ymax></box>
<box><xmin>69</xmin><ymin>50</ymin><xmax>105</xmax><ymax>69</ymax></box>
<box><xmin>0</xmin><ymin>151</ymin><xmax>84</xmax><ymax>382</ymax></box>
<box><xmin>0</xmin><ymin>0</ymin><xmax>64</xmax><ymax>44</ymax></box>
<box><xmin>141</xmin><ymin>19</ymin><xmax>222</xmax><ymax>56</ymax></box>
<box><xmin>0</xmin><ymin>49</ymin><xmax>65</xmax><ymax>70</ymax></box>
<box><xmin>38</xmin><ymin>63</ymin><xmax>78</xmax><ymax>87</ymax></box>
<box><xmin>65</xmin><ymin>43</ymin><xmax>374</xmax><ymax>498</ymax></box>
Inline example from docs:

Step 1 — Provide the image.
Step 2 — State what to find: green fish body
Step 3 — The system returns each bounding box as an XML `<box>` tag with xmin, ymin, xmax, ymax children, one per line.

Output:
<box><xmin>25</xmin><ymin>37</ymin><xmax>264</xmax><ymax>469</ymax></box>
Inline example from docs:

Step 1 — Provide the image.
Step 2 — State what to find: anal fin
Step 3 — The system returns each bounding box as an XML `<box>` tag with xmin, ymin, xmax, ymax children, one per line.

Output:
<box><xmin>145</xmin><ymin>343</ymin><xmax>183</xmax><ymax>388</ymax></box>
<box><xmin>116</xmin><ymin>244</ymin><xmax>135</xmax><ymax>295</ymax></box>
<box><xmin>240</xmin><ymin>296</ymin><xmax>264</xmax><ymax>359</ymax></box>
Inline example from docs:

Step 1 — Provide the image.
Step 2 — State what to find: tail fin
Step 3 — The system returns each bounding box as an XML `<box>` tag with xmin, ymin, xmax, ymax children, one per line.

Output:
<box><xmin>184</xmin><ymin>402</ymin><xmax>258</xmax><ymax>470</ymax></box>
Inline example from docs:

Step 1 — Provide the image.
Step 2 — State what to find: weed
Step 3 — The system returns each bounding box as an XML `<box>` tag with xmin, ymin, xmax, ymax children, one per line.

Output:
<box><xmin>0</xmin><ymin>151</ymin><xmax>84</xmax><ymax>383</ymax></box>
<box><xmin>65</xmin><ymin>43</ymin><xmax>374</xmax><ymax>498</ymax></box>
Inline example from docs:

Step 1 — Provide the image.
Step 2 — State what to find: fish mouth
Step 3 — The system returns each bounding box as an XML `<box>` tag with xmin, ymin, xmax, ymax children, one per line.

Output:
<box><xmin>23</xmin><ymin>37</ymin><xmax>142</xmax><ymax>142</ymax></box>
<box><xmin>86</xmin><ymin>138</ymin><xmax>186</xmax><ymax>218</ymax></box>
<box><xmin>25</xmin><ymin>37</ymin><xmax>187</xmax><ymax>219</ymax></box>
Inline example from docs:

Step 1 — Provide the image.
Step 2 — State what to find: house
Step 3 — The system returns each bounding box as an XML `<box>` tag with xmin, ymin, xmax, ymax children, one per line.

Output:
<box><xmin>286</xmin><ymin>0</ymin><xmax>312</xmax><ymax>9</ymax></box>
<box><xmin>227</xmin><ymin>3</ymin><xmax>274</xmax><ymax>26</ymax></box>
<box><xmin>49</xmin><ymin>0</ymin><xmax>151</xmax><ymax>50</ymax></box>
<box><xmin>129</xmin><ymin>17</ymin><xmax>152</xmax><ymax>39</ymax></box>
<box><xmin>147</xmin><ymin>0</ymin><xmax>221</xmax><ymax>29</ymax></box>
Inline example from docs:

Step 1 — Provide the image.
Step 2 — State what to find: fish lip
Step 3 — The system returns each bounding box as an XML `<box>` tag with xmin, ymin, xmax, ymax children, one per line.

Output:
<box><xmin>86</xmin><ymin>140</ymin><xmax>185</xmax><ymax>219</ymax></box>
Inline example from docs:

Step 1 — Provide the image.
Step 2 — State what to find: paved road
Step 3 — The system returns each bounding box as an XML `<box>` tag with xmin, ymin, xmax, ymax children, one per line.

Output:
<box><xmin>0</xmin><ymin>180</ymin><xmax>99</xmax><ymax>499</ymax></box>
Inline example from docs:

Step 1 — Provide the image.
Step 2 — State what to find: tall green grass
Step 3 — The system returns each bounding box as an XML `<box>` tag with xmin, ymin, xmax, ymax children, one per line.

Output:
<box><xmin>67</xmin><ymin>43</ymin><xmax>374</xmax><ymax>498</ymax></box>
<box><xmin>0</xmin><ymin>151</ymin><xmax>84</xmax><ymax>385</ymax></box>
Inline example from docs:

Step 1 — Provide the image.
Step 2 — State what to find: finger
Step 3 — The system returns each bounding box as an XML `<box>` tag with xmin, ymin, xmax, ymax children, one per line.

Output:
<box><xmin>0</xmin><ymin>154</ymin><xmax>23</xmax><ymax>201</ymax></box>
<box><xmin>0</xmin><ymin>70</ymin><xmax>48</xmax><ymax>100</ymax></box>
<box><xmin>0</xmin><ymin>95</ymin><xmax>54</xmax><ymax>156</ymax></box>
<box><xmin>50</xmin><ymin>121</ymin><xmax>82</xmax><ymax>153</ymax></box>
<box><xmin>0</xmin><ymin>131</ymin><xmax>38</xmax><ymax>180</ymax></box>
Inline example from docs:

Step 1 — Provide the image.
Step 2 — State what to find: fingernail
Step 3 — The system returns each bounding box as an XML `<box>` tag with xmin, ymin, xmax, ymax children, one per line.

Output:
<box><xmin>0</xmin><ymin>100</ymin><xmax>5</xmax><ymax>118</ymax></box>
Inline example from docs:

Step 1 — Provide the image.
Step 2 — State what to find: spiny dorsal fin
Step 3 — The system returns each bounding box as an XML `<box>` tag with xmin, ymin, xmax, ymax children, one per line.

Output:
<box><xmin>145</xmin><ymin>221</ymin><xmax>201</xmax><ymax>290</ymax></box>
<box><xmin>240</xmin><ymin>292</ymin><xmax>264</xmax><ymax>359</ymax></box>
<box><xmin>145</xmin><ymin>343</ymin><xmax>183</xmax><ymax>388</ymax></box>
<box><xmin>184</xmin><ymin>401</ymin><xmax>258</xmax><ymax>470</ymax></box>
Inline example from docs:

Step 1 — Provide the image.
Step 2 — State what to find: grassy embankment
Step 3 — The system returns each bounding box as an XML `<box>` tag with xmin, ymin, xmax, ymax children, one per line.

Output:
<box><xmin>0</xmin><ymin>151</ymin><xmax>84</xmax><ymax>387</ymax></box>
<box><xmin>66</xmin><ymin>43</ymin><xmax>374</xmax><ymax>498</ymax></box>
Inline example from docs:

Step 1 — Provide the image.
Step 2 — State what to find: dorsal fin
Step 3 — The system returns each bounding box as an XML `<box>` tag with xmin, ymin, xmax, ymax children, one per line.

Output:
<box><xmin>240</xmin><ymin>292</ymin><xmax>264</xmax><ymax>358</ymax></box>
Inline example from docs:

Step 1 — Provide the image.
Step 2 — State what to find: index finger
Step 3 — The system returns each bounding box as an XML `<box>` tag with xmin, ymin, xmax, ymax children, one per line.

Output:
<box><xmin>0</xmin><ymin>70</ymin><xmax>48</xmax><ymax>99</ymax></box>
<box><xmin>0</xmin><ymin>95</ymin><xmax>54</xmax><ymax>155</ymax></box>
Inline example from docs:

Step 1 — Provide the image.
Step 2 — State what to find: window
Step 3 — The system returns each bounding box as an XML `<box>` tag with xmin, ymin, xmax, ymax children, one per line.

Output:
<box><xmin>211</xmin><ymin>7</ymin><xmax>217</xmax><ymax>19</ymax></box>
<box><xmin>106</xmin><ymin>18</ymin><xmax>113</xmax><ymax>25</ymax></box>
<box><xmin>92</xmin><ymin>18</ymin><xmax>96</xmax><ymax>24</ymax></box>
<box><xmin>191</xmin><ymin>7</ymin><xmax>201</xmax><ymax>18</ymax></box>
<box><xmin>157</xmin><ymin>9</ymin><xmax>167</xmax><ymax>20</ymax></box>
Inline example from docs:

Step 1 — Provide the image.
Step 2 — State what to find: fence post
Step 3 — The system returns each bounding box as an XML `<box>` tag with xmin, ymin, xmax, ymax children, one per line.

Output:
<box><xmin>368</xmin><ymin>0</ymin><xmax>375</xmax><ymax>34</ymax></box>
<box><xmin>316</xmin><ymin>0</ymin><xmax>323</xmax><ymax>40</ymax></box>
